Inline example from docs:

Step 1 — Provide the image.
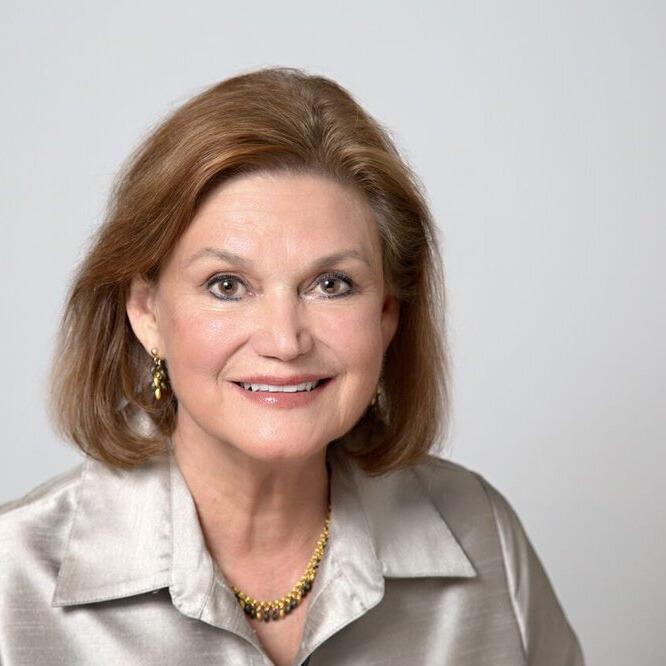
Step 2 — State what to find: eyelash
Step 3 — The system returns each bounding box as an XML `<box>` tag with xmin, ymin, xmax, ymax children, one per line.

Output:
<box><xmin>205</xmin><ymin>271</ymin><xmax>357</xmax><ymax>302</ymax></box>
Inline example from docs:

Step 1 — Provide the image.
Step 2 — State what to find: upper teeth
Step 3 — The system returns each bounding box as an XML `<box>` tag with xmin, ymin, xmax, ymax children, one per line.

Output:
<box><xmin>239</xmin><ymin>380</ymin><xmax>321</xmax><ymax>393</ymax></box>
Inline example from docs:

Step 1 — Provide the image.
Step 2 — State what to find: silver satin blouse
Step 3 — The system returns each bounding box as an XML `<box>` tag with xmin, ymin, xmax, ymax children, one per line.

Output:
<box><xmin>0</xmin><ymin>445</ymin><xmax>584</xmax><ymax>665</ymax></box>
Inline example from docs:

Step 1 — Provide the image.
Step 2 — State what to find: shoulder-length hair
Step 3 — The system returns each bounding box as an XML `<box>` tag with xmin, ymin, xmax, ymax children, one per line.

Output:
<box><xmin>47</xmin><ymin>66</ymin><xmax>451</xmax><ymax>476</ymax></box>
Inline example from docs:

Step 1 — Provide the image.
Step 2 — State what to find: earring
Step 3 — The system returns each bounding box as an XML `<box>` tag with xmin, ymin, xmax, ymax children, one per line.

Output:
<box><xmin>370</xmin><ymin>383</ymin><xmax>382</xmax><ymax>408</ymax></box>
<box><xmin>149</xmin><ymin>348</ymin><xmax>169</xmax><ymax>401</ymax></box>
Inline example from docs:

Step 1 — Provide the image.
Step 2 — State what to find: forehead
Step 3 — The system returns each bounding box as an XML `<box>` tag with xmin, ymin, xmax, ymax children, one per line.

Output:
<box><xmin>175</xmin><ymin>171</ymin><xmax>381</xmax><ymax>263</ymax></box>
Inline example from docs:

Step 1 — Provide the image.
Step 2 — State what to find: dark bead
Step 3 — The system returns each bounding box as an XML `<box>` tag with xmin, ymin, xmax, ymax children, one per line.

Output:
<box><xmin>303</xmin><ymin>580</ymin><xmax>312</xmax><ymax>592</ymax></box>
<box><xmin>243</xmin><ymin>603</ymin><xmax>253</xmax><ymax>615</ymax></box>
<box><xmin>271</xmin><ymin>609</ymin><xmax>280</xmax><ymax>620</ymax></box>
<box><xmin>263</xmin><ymin>612</ymin><xmax>270</xmax><ymax>622</ymax></box>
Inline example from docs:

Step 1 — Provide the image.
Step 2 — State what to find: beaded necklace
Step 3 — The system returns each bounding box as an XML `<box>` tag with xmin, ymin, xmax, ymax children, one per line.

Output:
<box><xmin>232</xmin><ymin>503</ymin><xmax>331</xmax><ymax>622</ymax></box>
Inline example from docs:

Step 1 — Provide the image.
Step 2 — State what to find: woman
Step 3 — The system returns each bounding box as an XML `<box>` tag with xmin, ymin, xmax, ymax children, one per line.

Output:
<box><xmin>0</xmin><ymin>67</ymin><xmax>584</xmax><ymax>665</ymax></box>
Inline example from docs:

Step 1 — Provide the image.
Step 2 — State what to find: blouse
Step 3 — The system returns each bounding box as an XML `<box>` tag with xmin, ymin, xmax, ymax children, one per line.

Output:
<box><xmin>0</xmin><ymin>444</ymin><xmax>585</xmax><ymax>665</ymax></box>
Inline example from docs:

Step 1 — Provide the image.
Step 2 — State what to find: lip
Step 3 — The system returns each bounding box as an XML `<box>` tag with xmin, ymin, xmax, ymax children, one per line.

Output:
<box><xmin>230</xmin><ymin>374</ymin><xmax>332</xmax><ymax>385</ymax></box>
<box><xmin>230</xmin><ymin>377</ymin><xmax>334</xmax><ymax>409</ymax></box>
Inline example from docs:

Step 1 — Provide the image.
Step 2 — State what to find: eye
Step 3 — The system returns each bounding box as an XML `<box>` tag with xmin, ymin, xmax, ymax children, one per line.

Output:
<box><xmin>207</xmin><ymin>274</ymin><xmax>247</xmax><ymax>301</ymax></box>
<box><xmin>314</xmin><ymin>272</ymin><xmax>356</xmax><ymax>298</ymax></box>
<box><xmin>205</xmin><ymin>271</ymin><xmax>356</xmax><ymax>301</ymax></box>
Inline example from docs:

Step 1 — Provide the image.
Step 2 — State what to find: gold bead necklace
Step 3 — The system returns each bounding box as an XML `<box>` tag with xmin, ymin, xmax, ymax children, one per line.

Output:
<box><xmin>232</xmin><ymin>503</ymin><xmax>331</xmax><ymax>623</ymax></box>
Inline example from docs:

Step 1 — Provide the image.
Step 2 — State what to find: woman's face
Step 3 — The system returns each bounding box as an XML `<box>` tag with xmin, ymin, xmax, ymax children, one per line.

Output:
<box><xmin>128</xmin><ymin>171</ymin><xmax>399</xmax><ymax>464</ymax></box>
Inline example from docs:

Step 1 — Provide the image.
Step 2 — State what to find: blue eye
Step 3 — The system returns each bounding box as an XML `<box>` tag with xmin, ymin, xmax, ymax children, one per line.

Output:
<box><xmin>206</xmin><ymin>271</ymin><xmax>356</xmax><ymax>301</ymax></box>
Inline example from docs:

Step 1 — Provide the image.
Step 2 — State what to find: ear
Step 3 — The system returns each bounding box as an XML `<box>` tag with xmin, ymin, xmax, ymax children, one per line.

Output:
<box><xmin>380</xmin><ymin>291</ymin><xmax>400</xmax><ymax>354</ymax></box>
<box><xmin>125</xmin><ymin>275</ymin><xmax>165</xmax><ymax>357</ymax></box>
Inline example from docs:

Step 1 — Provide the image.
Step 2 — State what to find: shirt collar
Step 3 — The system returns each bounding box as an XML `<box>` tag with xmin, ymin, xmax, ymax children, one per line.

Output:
<box><xmin>52</xmin><ymin>445</ymin><xmax>476</xmax><ymax>611</ymax></box>
<box><xmin>341</xmin><ymin>450</ymin><xmax>477</xmax><ymax>579</ymax></box>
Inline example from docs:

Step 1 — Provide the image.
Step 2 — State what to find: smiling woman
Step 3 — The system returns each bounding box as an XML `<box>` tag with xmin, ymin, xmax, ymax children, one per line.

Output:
<box><xmin>0</xmin><ymin>66</ymin><xmax>584</xmax><ymax>666</ymax></box>
<box><xmin>125</xmin><ymin>170</ymin><xmax>398</xmax><ymax>468</ymax></box>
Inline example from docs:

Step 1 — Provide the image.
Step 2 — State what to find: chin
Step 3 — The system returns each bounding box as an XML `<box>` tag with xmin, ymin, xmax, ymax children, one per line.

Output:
<box><xmin>239</xmin><ymin>444</ymin><xmax>325</xmax><ymax>467</ymax></box>
<box><xmin>228</xmin><ymin>432</ymin><xmax>328</xmax><ymax>464</ymax></box>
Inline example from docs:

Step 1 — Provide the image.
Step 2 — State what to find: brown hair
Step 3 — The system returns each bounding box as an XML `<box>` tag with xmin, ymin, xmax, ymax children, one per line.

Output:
<box><xmin>47</xmin><ymin>66</ymin><xmax>451</xmax><ymax>475</ymax></box>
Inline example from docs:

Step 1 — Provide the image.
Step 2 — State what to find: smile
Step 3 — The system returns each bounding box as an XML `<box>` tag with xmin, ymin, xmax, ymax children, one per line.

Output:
<box><xmin>234</xmin><ymin>379</ymin><xmax>327</xmax><ymax>393</ymax></box>
<box><xmin>230</xmin><ymin>377</ymin><xmax>334</xmax><ymax>408</ymax></box>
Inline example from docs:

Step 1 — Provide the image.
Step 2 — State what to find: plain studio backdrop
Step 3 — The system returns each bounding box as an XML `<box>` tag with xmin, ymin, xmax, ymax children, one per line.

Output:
<box><xmin>1</xmin><ymin>2</ymin><xmax>664</xmax><ymax>664</ymax></box>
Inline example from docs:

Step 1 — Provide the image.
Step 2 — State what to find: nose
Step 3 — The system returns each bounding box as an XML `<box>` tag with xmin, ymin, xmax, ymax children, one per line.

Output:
<box><xmin>250</xmin><ymin>290</ymin><xmax>314</xmax><ymax>361</ymax></box>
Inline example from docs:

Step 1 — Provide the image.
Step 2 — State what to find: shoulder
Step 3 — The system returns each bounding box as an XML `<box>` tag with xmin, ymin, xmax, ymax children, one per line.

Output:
<box><xmin>0</xmin><ymin>463</ymin><xmax>84</xmax><ymax>525</ymax></box>
<box><xmin>410</xmin><ymin>454</ymin><xmax>554</xmax><ymax>592</ymax></box>
<box><xmin>344</xmin><ymin>452</ymin><xmax>508</xmax><ymax>578</ymax></box>
<box><xmin>347</xmin><ymin>452</ymin><xmax>504</xmax><ymax>538</ymax></box>
<box><xmin>409</xmin><ymin>455</ymin><xmax>556</xmax><ymax>578</ymax></box>
<box><xmin>0</xmin><ymin>464</ymin><xmax>84</xmax><ymax>578</ymax></box>
<box><xmin>410</xmin><ymin>455</ymin><xmax>539</xmax><ymax>578</ymax></box>
<box><xmin>409</xmin><ymin>453</ymin><xmax>512</xmax><ymax>530</ymax></box>
<box><xmin>410</xmin><ymin>455</ymin><xmax>585</xmax><ymax>664</ymax></box>
<box><xmin>409</xmin><ymin>452</ymin><xmax>487</xmax><ymax>495</ymax></box>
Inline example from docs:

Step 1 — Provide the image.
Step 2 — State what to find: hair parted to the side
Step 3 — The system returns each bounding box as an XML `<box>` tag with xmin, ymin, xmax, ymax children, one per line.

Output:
<box><xmin>47</xmin><ymin>66</ymin><xmax>451</xmax><ymax>475</ymax></box>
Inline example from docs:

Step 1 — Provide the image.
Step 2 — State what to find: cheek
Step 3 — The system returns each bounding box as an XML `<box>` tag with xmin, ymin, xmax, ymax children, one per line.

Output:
<box><xmin>318</xmin><ymin>302</ymin><xmax>385</xmax><ymax>374</ymax></box>
<box><xmin>162</xmin><ymin>306</ymin><xmax>242</xmax><ymax>385</ymax></box>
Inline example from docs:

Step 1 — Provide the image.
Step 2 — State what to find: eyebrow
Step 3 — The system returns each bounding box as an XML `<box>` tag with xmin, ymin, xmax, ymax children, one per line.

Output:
<box><xmin>186</xmin><ymin>247</ymin><xmax>372</xmax><ymax>271</ymax></box>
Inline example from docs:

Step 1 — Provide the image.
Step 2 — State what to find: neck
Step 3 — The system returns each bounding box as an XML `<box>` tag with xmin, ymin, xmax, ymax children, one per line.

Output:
<box><xmin>169</xmin><ymin>423</ymin><xmax>331</xmax><ymax>588</ymax></box>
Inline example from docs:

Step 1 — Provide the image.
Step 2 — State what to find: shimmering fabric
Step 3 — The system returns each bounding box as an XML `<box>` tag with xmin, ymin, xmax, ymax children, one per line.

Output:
<box><xmin>0</xmin><ymin>445</ymin><xmax>584</xmax><ymax>665</ymax></box>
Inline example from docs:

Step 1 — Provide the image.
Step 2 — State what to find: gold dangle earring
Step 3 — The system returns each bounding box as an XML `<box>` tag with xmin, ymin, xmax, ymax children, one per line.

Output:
<box><xmin>149</xmin><ymin>348</ymin><xmax>169</xmax><ymax>400</ymax></box>
<box><xmin>370</xmin><ymin>383</ymin><xmax>382</xmax><ymax>408</ymax></box>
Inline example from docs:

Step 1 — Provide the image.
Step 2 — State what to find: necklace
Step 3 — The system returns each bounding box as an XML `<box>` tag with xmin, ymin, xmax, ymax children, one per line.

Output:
<box><xmin>232</xmin><ymin>502</ymin><xmax>332</xmax><ymax>622</ymax></box>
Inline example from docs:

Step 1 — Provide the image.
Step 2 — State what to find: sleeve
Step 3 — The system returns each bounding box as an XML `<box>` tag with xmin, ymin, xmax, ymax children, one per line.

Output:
<box><xmin>476</xmin><ymin>474</ymin><xmax>585</xmax><ymax>666</ymax></box>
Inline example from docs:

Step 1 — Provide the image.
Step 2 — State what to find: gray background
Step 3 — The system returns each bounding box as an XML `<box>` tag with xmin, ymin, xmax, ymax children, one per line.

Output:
<box><xmin>1</xmin><ymin>1</ymin><xmax>664</xmax><ymax>664</ymax></box>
